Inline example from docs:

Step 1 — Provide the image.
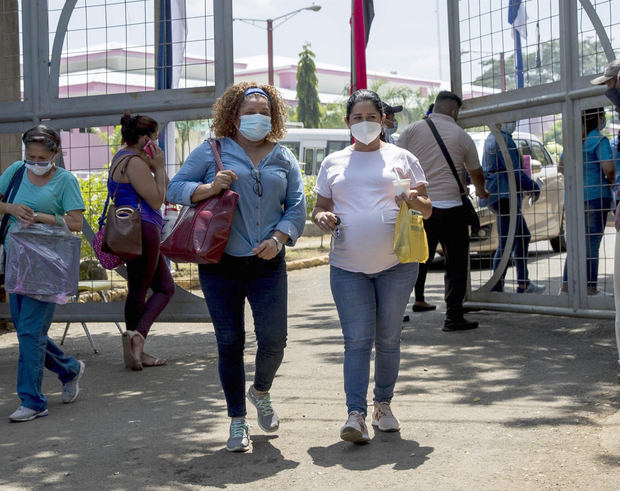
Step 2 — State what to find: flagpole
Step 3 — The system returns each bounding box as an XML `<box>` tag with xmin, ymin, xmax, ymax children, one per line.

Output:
<box><xmin>352</xmin><ymin>0</ymin><xmax>367</xmax><ymax>91</ymax></box>
<box><xmin>351</xmin><ymin>0</ymin><xmax>356</xmax><ymax>93</ymax></box>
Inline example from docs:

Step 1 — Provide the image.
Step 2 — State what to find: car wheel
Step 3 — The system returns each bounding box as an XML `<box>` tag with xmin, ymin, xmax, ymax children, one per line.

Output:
<box><xmin>550</xmin><ymin>216</ymin><xmax>567</xmax><ymax>253</ymax></box>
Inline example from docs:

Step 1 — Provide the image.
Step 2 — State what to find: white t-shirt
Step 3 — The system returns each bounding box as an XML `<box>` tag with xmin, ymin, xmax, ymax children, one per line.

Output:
<box><xmin>315</xmin><ymin>144</ymin><xmax>428</xmax><ymax>274</ymax></box>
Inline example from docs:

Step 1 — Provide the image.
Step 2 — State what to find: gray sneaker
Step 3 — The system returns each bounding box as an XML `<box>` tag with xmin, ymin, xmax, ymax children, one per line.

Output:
<box><xmin>340</xmin><ymin>410</ymin><xmax>370</xmax><ymax>443</ymax></box>
<box><xmin>9</xmin><ymin>405</ymin><xmax>48</xmax><ymax>422</ymax></box>
<box><xmin>62</xmin><ymin>361</ymin><xmax>85</xmax><ymax>404</ymax></box>
<box><xmin>247</xmin><ymin>387</ymin><xmax>279</xmax><ymax>433</ymax></box>
<box><xmin>226</xmin><ymin>418</ymin><xmax>250</xmax><ymax>452</ymax></box>
<box><xmin>371</xmin><ymin>401</ymin><xmax>400</xmax><ymax>432</ymax></box>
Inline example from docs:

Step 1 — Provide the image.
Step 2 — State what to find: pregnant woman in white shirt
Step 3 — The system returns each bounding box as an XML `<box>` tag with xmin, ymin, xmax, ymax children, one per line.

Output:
<box><xmin>312</xmin><ymin>89</ymin><xmax>431</xmax><ymax>443</ymax></box>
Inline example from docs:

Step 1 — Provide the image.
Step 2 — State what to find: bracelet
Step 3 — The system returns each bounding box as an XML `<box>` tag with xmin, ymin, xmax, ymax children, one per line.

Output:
<box><xmin>271</xmin><ymin>235</ymin><xmax>283</xmax><ymax>253</ymax></box>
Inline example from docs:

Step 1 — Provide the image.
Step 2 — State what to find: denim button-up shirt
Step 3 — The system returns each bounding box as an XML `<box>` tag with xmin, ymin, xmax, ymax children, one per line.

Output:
<box><xmin>480</xmin><ymin>130</ymin><xmax>538</xmax><ymax>207</ymax></box>
<box><xmin>166</xmin><ymin>137</ymin><xmax>306</xmax><ymax>257</ymax></box>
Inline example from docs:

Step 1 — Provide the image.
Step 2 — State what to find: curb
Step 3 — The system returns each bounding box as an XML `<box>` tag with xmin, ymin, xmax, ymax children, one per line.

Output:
<box><xmin>77</xmin><ymin>255</ymin><xmax>330</xmax><ymax>303</ymax></box>
<box><xmin>286</xmin><ymin>255</ymin><xmax>329</xmax><ymax>271</ymax></box>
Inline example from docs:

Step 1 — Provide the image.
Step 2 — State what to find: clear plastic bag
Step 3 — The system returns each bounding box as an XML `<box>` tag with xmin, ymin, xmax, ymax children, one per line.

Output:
<box><xmin>5</xmin><ymin>222</ymin><xmax>82</xmax><ymax>304</ymax></box>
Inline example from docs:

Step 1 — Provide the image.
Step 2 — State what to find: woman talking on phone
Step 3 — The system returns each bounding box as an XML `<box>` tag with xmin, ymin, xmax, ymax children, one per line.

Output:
<box><xmin>110</xmin><ymin>112</ymin><xmax>174</xmax><ymax>370</ymax></box>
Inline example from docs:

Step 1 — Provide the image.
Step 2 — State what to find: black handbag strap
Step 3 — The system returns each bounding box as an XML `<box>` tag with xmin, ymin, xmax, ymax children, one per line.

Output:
<box><xmin>425</xmin><ymin>118</ymin><xmax>468</xmax><ymax>198</ymax></box>
<box><xmin>107</xmin><ymin>152</ymin><xmax>141</xmax><ymax>210</ymax></box>
<box><xmin>0</xmin><ymin>164</ymin><xmax>27</xmax><ymax>244</ymax></box>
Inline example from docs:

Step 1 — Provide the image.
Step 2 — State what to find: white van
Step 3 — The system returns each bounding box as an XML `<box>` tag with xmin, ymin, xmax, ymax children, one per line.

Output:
<box><xmin>280</xmin><ymin>128</ymin><xmax>351</xmax><ymax>175</ymax></box>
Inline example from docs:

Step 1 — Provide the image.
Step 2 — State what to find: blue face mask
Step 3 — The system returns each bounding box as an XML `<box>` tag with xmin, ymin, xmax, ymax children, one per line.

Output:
<box><xmin>238</xmin><ymin>114</ymin><xmax>272</xmax><ymax>141</ymax></box>
<box><xmin>384</xmin><ymin>120</ymin><xmax>398</xmax><ymax>136</ymax></box>
<box><xmin>600</xmin><ymin>119</ymin><xmax>607</xmax><ymax>130</ymax></box>
<box><xmin>24</xmin><ymin>159</ymin><xmax>53</xmax><ymax>175</ymax></box>
<box><xmin>605</xmin><ymin>87</ymin><xmax>620</xmax><ymax>107</ymax></box>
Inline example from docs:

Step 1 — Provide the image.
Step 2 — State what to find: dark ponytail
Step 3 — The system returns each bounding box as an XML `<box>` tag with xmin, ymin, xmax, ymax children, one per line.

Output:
<box><xmin>120</xmin><ymin>111</ymin><xmax>158</xmax><ymax>145</ymax></box>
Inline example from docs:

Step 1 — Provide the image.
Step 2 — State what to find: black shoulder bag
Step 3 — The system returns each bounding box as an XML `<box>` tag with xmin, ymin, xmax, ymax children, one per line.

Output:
<box><xmin>0</xmin><ymin>164</ymin><xmax>27</xmax><ymax>275</ymax></box>
<box><xmin>425</xmin><ymin>118</ymin><xmax>480</xmax><ymax>234</ymax></box>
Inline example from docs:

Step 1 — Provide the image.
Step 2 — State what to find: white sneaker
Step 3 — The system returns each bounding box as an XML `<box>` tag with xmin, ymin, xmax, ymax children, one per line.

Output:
<box><xmin>226</xmin><ymin>418</ymin><xmax>250</xmax><ymax>452</ymax></box>
<box><xmin>247</xmin><ymin>386</ymin><xmax>279</xmax><ymax>433</ymax></box>
<box><xmin>518</xmin><ymin>282</ymin><xmax>546</xmax><ymax>294</ymax></box>
<box><xmin>340</xmin><ymin>411</ymin><xmax>370</xmax><ymax>443</ymax></box>
<box><xmin>62</xmin><ymin>361</ymin><xmax>85</xmax><ymax>404</ymax></box>
<box><xmin>371</xmin><ymin>401</ymin><xmax>400</xmax><ymax>432</ymax></box>
<box><xmin>9</xmin><ymin>405</ymin><xmax>48</xmax><ymax>422</ymax></box>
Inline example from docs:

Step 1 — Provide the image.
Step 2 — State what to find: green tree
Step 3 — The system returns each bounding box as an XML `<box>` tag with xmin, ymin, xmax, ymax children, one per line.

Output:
<box><xmin>296</xmin><ymin>42</ymin><xmax>321</xmax><ymax>128</ymax></box>
<box><xmin>77</xmin><ymin>170</ymin><xmax>108</xmax><ymax>258</ymax></box>
<box><xmin>319</xmin><ymin>102</ymin><xmax>348</xmax><ymax>129</ymax></box>
<box><xmin>175</xmin><ymin>120</ymin><xmax>203</xmax><ymax>164</ymax></box>
<box><xmin>370</xmin><ymin>79</ymin><xmax>436</xmax><ymax>127</ymax></box>
<box><xmin>473</xmin><ymin>37</ymin><xmax>605</xmax><ymax>90</ymax></box>
<box><xmin>94</xmin><ymin>125</ymin><xmax>123</xmax><ymax>155</ymax></box>
<box><xmin>301</xmin><ymin>170</ymin><xmax>317</xmax><ymax>218</ymax></box>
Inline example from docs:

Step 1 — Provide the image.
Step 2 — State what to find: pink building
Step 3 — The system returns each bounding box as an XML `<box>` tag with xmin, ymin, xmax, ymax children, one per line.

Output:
<box><xmin>54</xmin><ymin>45</ymin><xmax>496</xmax><ymax>171</ymax></box>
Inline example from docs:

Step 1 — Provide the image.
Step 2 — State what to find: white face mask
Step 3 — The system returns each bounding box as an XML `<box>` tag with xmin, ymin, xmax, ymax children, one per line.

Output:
<box><xmin>350</xmin><ymin>121</ymin><xmax>382</xmax><ymax>145</ymax></box>
<box><xmin>25</xmin><ymin>160</ymin><xmax>53</xmax><ymax>176</ymax></box>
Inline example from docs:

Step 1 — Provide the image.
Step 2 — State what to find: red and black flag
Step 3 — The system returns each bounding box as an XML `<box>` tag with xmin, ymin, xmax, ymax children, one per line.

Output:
<box><xmin>351</xmin><ymin>0</ymin><xmax>374</xmax><ymax>91</ymax></box>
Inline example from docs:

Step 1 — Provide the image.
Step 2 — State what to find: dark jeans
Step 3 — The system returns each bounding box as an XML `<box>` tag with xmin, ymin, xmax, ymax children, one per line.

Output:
<box><xmin>414</xmin><ymin>205</ymin><xmax>470</xmax><ymax>321</ymax></box>
<box><xmin>125</xmin><ymin>221</ymin><xmax>175</xmax><ymax>338</ymax></box>
<box><xmin>490</xmin><ymin>198</ymin><xmax>530</xmax><ymax>288</ymax></box>
<box><xmin>198</xmin><ymin>250</ymin><xmax>288</xmax><ymax>418</ymax></box>
<box><xmin>563</xmin><ymin>196</ymin><xmax>612</xmax><ymax>289</ymax></box>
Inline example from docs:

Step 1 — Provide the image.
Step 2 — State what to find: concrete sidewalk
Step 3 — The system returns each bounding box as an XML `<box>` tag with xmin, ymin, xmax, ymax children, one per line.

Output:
<box><xmin>0</xmin><ymin>264</ymin><xmax>619</xmax><ymax>489</ymax></box>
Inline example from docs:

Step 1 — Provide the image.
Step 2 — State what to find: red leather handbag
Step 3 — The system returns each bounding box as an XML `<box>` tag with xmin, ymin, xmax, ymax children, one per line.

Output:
<box><xmin>160</xmin><ymin>139</ymin><xmax>239</xmax><ymax>263</ymax></box>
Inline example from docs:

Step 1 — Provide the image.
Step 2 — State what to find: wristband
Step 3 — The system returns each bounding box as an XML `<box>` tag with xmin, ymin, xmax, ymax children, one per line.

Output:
<box><xmin>54</xmin><ymin>214</ymin><xmax>65</xmax><ymax>226</ymax></box>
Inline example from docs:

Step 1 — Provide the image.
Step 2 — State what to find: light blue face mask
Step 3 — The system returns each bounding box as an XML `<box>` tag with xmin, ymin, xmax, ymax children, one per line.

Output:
<box><xmin>384</xmin><ymin>120</ymin><xmax>398</xmax><ymax>136</ymax></box>
<box><xmin>238</xmin><ymin>114</ymin><xmax>272</xmax><ymax>141</ymax></box>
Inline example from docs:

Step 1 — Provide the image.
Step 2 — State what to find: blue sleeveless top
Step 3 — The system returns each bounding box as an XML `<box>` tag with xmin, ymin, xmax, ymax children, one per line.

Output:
<box><xmin>108</xmin><ymin>149</ymin><xmax>163</xmax><ymax>229</ymax></box>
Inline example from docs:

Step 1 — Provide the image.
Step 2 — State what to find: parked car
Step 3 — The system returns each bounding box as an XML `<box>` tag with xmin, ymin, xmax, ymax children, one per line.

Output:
<box><xmin>455</xmin><ymin>131</ymin><xmax>566</xmax><ymax>255</ymax></box>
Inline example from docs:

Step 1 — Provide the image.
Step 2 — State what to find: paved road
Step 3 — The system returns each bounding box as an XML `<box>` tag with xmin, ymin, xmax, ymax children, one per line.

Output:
<box><xmin>0</xmin><ymin>264</ymin><xmax>619</xmax><ymax>489</ymax></box>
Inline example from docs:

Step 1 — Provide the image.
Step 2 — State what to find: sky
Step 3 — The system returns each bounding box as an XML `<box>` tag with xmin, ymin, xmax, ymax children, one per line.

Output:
<box><xmin>230</xmin><ymin>0</ymin><xmax>451</xmax><ymax>81</ymax></box>
<box><xmin>44</xmin><ymin>0</ymin><xmax>610</xmax><ymax>88</ymax></box>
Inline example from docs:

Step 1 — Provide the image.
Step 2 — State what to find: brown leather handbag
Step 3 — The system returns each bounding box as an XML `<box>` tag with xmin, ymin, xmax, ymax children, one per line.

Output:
<box><xmin>102</xmin><ymin>154</ymin><xmax>143</xmax><ymax>260</ymax></box>
<box><xmin>160</xmin><ymin>139</ymin><xmax>239</xmax><ymax>263</ymax></box>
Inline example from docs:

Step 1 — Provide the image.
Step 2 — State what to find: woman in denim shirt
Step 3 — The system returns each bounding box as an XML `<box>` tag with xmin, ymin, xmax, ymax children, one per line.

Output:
<box><xmin>481</xmin><ymin>122</ymin><xmax>543</xmax><ymax>293</ymax></box>
<box><xmin>167</xmin><ymin>83</ymin><xmax>306</xmax><ymax>452</ymax></box>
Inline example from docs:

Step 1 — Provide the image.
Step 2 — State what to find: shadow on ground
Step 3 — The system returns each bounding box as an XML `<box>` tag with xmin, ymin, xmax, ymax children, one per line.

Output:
<box><xmin>0</xmin><ymin>263</ymin><xmax>618</xmax><ymax>487</ymax></box>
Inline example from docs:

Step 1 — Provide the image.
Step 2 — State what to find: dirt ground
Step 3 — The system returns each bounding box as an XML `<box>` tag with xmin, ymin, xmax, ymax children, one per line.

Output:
<box><xmin>0</xmin><ymin>264</ymin><xmax>619</xmax><ymax>490</ymax></box>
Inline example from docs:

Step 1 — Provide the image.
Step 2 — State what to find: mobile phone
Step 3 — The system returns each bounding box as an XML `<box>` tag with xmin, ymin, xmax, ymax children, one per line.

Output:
<box><xmin>143</xmin><ymin>140</ymin><xmax>157</xmax><ymax>158</ymax></box>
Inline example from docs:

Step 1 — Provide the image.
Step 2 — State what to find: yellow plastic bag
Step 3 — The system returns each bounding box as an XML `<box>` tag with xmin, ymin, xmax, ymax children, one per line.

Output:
<box><xmin>393</xmin><ymin>202</ymin><xmax>429</xmax><ymax>263</ymax></box>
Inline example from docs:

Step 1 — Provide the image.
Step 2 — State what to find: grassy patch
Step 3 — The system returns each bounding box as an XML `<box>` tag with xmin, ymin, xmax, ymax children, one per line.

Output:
<box><xmin>285</xmin><ymin>246</ymin><xmax>329</xmax><ymax>261</ymax></box>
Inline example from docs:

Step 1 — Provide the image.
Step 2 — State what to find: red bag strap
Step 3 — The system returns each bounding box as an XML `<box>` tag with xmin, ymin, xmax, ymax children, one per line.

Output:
<box><xmin>207</xmin><ymin>139</ymin><xmax>224</xmax><ymax>173</ymax></box>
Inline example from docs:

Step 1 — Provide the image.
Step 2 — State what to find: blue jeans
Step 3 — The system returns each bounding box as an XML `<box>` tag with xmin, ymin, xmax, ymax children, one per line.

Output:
<box><xmin>198</xmin><ymin>251</ymin><xmax>288</xmax><ymax>418</ymax></box>
<box><xmin>563</xmin><ymin>197</ymin><xmax>612</xmax><ymax>289</ymax></box>
<box><xmin>10</xmin><ymin>294</ymin><xmax>80</xmax><ymax>411</ymax></box>
<box><xmin>490</xmin><ymin>199</ymin><xmax>531</xmax><ymax>288</ymax></box>
<box><xmin>330</xmin><ymin>262</ymin><xmax>418</xmax><ymax>415</ymax></box>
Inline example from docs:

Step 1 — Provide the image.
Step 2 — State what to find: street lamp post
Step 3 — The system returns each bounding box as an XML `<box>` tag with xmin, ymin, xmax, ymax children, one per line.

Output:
<box><xmin>235</xmin><ymin>4</ymin><xmax>321</xmax><ymax>86</ymax></box>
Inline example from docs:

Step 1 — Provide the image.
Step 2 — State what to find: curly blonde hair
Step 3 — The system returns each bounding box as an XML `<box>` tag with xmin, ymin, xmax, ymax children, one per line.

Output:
<box><xmin>211</xmin><ymin>82</ymin><xmax>288</xmax><ymax>141</ymax></box>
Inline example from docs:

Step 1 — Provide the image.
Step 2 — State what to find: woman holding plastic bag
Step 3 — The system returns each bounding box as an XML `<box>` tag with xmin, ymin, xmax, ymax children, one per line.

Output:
<box><xmin>311</xmin><ymin>90</ymin><xmax>431</xmax><ymax>443</ymax></box>
<box><xmin>0</xmin><ymin>125</ymin><xmax>86</xmax><ymax>422</ymax></box>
